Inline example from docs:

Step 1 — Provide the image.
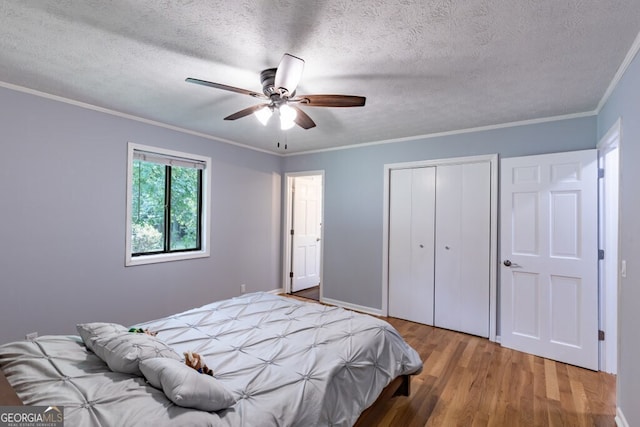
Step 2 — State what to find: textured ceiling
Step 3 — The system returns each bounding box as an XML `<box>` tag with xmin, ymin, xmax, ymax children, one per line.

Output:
<box><xmin>1</xmin><ymin>1</ymin><xmax>639</xmax><ymax>154</ymax></box>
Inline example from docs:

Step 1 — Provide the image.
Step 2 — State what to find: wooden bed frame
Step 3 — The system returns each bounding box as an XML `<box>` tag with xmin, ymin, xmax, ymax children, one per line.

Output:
<box><xmin>1</xmin><ymin>367</ymin><xmax>409</xmax><ymax>423</ymax></box>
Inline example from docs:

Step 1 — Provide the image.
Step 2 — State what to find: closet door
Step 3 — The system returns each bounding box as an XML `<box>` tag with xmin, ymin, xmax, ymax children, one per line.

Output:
<box><xmin>388</xmin><ymin>167</ymin><xmax>436</xmax><ymax>325</ymax></box>
<box><xmin>434</xmin><ymin>162</ymin><xmax>491</xmax><ymax>337</ymax></box>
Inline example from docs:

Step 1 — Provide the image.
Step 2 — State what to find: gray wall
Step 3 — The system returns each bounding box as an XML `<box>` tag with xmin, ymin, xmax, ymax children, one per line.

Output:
<box><xmin>283</xmin><ymin>117</ymin><xmax>597</xmax><ymax>310</ymax></box>
<box><xmin>598</xmin><ymin>49</ymin><xmax>640</xmax><ymax>426</ymax></box>
<box><xmin>0</xmin><ymin>87</ymin><xmax>282</xmax><ymax>344</ymax></box>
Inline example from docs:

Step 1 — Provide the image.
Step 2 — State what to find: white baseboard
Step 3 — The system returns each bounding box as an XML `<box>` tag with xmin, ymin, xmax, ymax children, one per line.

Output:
<box><xmin>320</xmin><ymin>297</ymin><xmax>383</xmax><ymax>317</ymax></box>
<box><xmin>616</xmin><ymin>407</ymin><xmax>629</xmax><ymax>427</ymax></box>
<box><xmin>267</xmin><ymin>288</ymin><xmax>284</xmax><ymax>295</ymax></box>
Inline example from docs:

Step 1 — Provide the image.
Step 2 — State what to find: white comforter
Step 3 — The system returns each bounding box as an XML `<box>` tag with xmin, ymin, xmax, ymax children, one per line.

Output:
<box><xmin>0</xmin><ymin>292</ymin><xmax>422</xmax><ymax>426</ymax></box>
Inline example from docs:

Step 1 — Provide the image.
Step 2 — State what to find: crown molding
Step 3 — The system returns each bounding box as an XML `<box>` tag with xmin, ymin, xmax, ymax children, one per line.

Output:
<box><xmin>596</xmin><ymin>29</ymin><xmax>640</xmax><ymax>113</ymax></box>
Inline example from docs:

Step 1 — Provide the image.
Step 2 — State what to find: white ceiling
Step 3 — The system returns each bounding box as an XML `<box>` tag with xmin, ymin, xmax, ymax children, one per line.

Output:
<box><xmin>1</xmin><ymin>1</ymin><xmax>639</xmax><ymax>154</ymax></box>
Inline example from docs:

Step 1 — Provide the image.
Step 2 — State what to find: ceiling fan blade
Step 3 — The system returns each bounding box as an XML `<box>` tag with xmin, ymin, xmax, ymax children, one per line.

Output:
<box><xmin>224</xmin><ymin>104</ymin><xmax>269</xmax><ymax>121</ymax></box>
<box><xmin>274</xmin><ymin>53</ymin><xmax>305</xmax><ymax>95</ymax></box>
<box><xmin>291</xmin><ymin>106</ymin><xmax>316</xmax><ymax>129</ymax></box>
<box><xmin>186</xmin><ymin>77</ymin><xmax>266</xmax><ymax>99</ymax></box>
<box><xmin>298</xmin><ymin>94</ymin><xmax>366</xmax><ymax>107</ymax></box>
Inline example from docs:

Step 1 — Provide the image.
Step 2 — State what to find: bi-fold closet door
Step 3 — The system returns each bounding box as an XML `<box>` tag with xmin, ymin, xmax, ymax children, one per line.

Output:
<box><xmin>388</xmin><ymin>161</ymin><xmax>491</xmax><ymax>337</ymax></box>
<box><xmin>388</xmin><ymin>167</ymin><xmax>436</xmax><ymax>325</ymax></box>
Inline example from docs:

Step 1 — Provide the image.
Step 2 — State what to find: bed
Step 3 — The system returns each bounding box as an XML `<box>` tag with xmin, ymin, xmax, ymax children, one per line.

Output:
<box><xmin>0</xmin><ymin>292</ymin><xmax>422</xmax><ymax>426</ymax></box>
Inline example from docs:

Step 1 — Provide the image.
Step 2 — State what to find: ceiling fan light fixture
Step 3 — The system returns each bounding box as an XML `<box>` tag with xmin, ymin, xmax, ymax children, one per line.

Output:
<box><xmin>254</xmin><ymin>106</ymin><xmax>272</xmax><ymax>126</ymax></box>
<box><xmin>279</xmin><ymin>104</ymin><xmax>297</xmax><ymax>130</ymax></box>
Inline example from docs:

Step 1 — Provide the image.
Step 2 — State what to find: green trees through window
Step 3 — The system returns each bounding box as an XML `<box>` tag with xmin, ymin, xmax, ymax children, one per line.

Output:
<box><xmin>131</xmin><ymin>158</ymin><xmax>201</xmax><ymax>255</ymax></box>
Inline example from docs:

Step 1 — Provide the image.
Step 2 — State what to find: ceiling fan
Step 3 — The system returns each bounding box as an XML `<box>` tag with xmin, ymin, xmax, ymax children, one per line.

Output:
<box><xmin>186</xmin><ymin>53</ymin><xmax>366</xmax><ymax>130</ymax></box>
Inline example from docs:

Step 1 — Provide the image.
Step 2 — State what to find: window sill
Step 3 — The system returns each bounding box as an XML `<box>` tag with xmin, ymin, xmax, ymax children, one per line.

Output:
<box><xmin>125</xmin><ymin>250</ymin><xmax>209</xmax><ymax>266</ymax></box>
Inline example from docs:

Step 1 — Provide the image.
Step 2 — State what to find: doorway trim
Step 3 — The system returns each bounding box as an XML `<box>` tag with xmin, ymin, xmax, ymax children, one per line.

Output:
<box><xmin>382</xmin><ymin>154</ymin><xmax>498</xmax><ymax>342</ymax></box>
<box><xmin>283</xmin><ymin>170</ymin><xmax>325</xmax><ymax>296</ymax></box>
<box><xmin>597</xmin><ymin>118</ymin><xmax>621</xmax><ymax>374</ymax></box>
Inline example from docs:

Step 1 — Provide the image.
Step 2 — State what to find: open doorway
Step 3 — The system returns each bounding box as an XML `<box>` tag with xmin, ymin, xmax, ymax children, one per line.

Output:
<box><xmin>283</xmin><ymin>171</ymin><xmax>324</xmax><ymax>302</ymax></box>
<box><xmin>598</xmin><ymin>119</ymin><xmax>621</xmax><ymax>374</ymax></box>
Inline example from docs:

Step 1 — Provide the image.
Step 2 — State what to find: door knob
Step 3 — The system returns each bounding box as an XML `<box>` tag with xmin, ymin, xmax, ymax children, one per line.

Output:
<box><xmin>503</xmin><ymin>260</ymin><xmax>512</xmax><ymax>267</ymax></box>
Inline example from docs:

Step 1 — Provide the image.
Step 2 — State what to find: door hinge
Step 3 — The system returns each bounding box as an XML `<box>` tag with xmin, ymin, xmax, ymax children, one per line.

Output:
<box><xmin>598</xmin><ymin>168</ymin><xmax>605</xmax><ymax>179</ymax></box>
<box><xmin>598</xmin><ymin>330</ymin><xmax>605</xmax><ymax>341</ymax></box>
<box><xmin>289</xmin><ymin>271</ymin><xmax>294</xmax><ymax>278</ymax></box>
<box><xmin>598</xmin><ymin>249</ymin><xmax>605</xmax><ymax>260</ymax></box>
<box><xmin>290</xmin><ymin>229</ymin><xmax>294</xmax><ymax>235</ymax></box>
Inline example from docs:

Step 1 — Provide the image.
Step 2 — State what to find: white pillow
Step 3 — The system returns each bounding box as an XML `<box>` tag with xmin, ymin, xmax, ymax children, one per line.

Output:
<box><xmin>76</xmin><ymin>322</ymin><xmax>128</xmax><ymax>352</ymax></box>
<box><xmin>139</xmin><ymin>357</ymin><xmax>236</xmax><ymax>412</ymax></box>
<box><xmin>90</xmin><ymin>331</ymin><xmax>181</xmax><ymax>375</ymax></box>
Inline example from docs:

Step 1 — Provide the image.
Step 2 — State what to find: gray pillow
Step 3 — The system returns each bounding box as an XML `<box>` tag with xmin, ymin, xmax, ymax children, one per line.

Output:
<box><xmin>90</xmin><ymin>331</ymin><xmax>181</xmax><ymax>375</ymax></box>
<box><xmin>76</xmin><ymin>322</ymin><xmax>128</xmax><ymax>352</ymax></box>
<box><xmin>139</xmin><ymin>357</ymin><xmax>236</xmax><ymax>412</ymax></box>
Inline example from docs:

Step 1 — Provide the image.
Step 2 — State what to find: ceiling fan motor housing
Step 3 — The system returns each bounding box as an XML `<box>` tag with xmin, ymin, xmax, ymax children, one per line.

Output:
<box><xmin>260</xmin><ymin>68</ymin><xmax>278</xmax><ymax>97</ymax></box>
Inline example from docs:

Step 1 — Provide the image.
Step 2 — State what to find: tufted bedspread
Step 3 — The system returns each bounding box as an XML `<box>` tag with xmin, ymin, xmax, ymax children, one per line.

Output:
<box><xmin>0</xmin><ymin>292</ymin><xmax>422</xmax><ymax>426</ymax></box>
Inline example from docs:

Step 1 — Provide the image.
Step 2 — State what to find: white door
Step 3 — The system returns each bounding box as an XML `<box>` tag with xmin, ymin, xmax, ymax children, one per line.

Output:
<box><xmin>500</xmin><ymin>150</ymin><xmax>598</xmax><ymax>370</ymax></box>
<box><xmin>434</xmin><ymin>162</ymin><xmax>491</xmax><ymax>337</ymax></box>
<box><xmin>292</xmin><ymin>176</ymin><xmax>322</xmax><ymax>292</ymax></box>
<box><xmin>388</xmin><ymin>167</ymin><xmax>436</xmax><ymax>325</ymax></box>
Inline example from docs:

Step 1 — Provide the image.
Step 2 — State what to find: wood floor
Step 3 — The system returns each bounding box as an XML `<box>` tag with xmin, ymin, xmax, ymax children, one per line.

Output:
<box><xmin>367</xmin><ymin>317</ymin><xmax>616</xmax><ymax>427</ymax></box>
<box><xmin>290</xmin><ymin>285</ymin><xmax>320</xmax><ymax>301</ymax></box>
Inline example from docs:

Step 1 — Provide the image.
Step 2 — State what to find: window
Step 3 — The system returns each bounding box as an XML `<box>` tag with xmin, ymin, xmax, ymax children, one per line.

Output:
<box><xmin>126</xmin><ymin>143</ymin><xmax>210</xmax><ymax>266</ymax></box>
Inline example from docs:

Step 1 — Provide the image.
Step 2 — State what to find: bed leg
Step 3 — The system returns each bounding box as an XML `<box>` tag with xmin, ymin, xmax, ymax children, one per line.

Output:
<box><xmin>393</xmin><ymin>375</ymin><xmax>410</xmax><ymax>397</ymax></box>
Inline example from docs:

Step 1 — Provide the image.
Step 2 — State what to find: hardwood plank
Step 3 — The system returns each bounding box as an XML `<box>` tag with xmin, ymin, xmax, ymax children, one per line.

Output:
<box><xmin>544</xmin><ymin>358</ymin><xmax>561</xmax><ymax>401</ymax></box>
